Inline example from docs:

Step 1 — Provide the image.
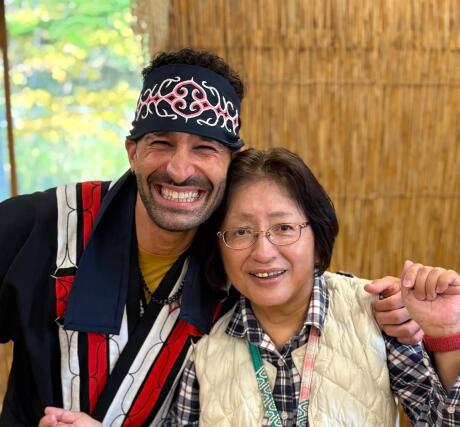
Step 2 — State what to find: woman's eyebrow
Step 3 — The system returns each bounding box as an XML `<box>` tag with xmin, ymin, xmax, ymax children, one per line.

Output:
<box><xmin>228</xmin><ymin>211</ymin><xmax>294</xmax><ymax>221</ymax></box>
<box><xmin>268</xmin><ymin>211</ymin><xmax>295</xmax><ymax>218</ymax></box>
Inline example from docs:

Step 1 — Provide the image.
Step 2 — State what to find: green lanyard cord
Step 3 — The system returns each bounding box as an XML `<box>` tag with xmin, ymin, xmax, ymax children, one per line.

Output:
<box><xmin>247</xmin><ymin>326</ymin><xmax>319</xmax><ymax>427</ymax></box>
<box><xmin>248</xmin><ymin>341</ymin><xmax>284</xmax><ymax>427</ymax></box>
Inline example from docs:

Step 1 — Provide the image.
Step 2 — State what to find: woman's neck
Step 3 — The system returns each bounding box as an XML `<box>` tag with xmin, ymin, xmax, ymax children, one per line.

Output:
<box><xmin>251</xmin><ymin>296</ymin><xmax>311</xmax><ymax>351</ymax></box>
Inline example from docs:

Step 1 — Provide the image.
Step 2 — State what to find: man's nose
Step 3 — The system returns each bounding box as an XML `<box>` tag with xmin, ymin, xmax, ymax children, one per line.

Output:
<box><xmin>166</xmin><ymin>148</ymin><xmax>195</xmax><ymax>184</ymax></box>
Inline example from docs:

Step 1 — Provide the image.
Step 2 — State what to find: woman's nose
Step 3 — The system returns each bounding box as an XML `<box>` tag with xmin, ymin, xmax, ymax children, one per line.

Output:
<box><xmin>249</xmin><ymin>232</ymin><xmax>278</xmax><ymax>262</ymax></box>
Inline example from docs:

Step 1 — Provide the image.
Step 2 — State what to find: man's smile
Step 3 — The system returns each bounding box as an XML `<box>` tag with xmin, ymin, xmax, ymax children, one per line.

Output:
<box><xmin>159</xmin><ymin>186</ymin><xmax>201</xmax><ymax>203</ymax></box>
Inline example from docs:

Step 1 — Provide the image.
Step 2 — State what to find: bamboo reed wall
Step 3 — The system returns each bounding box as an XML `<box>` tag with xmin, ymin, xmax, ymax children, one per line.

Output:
<box><xmin>134</xmin><ymin>0</ymin><xmax>460</xmax><ymax>280</ymax></box>
<box><xmin>1</xmin><ymin>1</ymin><xmax>459</xmax><ymax>423</ymax></box>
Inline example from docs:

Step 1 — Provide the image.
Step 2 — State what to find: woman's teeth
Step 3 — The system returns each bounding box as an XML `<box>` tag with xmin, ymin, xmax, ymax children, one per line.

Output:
<box><xmin>254</xmin><ymin>270</ymin><xmax>284</xmax><ymax>278</ymax></box>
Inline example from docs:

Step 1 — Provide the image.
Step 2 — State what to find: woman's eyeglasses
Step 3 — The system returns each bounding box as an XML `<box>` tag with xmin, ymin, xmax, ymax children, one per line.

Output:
<box><xmin>217</xmin><ymin>222</ymin><xmax>310</xmax><ymax>250</ymax></box>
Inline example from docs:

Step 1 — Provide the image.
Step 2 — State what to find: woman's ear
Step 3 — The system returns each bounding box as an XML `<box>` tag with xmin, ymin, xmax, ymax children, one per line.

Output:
<box><xmin>314</xmin><ymin>250</ymin><xmax>321</xmax><ymax>266</ymax></box>
<box><xmin>314</xmin><ymin>253</ymin><xmax>321</xmax><ymax>276</ymax></box>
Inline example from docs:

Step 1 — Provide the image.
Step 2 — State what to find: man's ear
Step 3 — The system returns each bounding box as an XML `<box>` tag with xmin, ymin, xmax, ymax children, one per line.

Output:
<box><xmin>125</xmin><ymin>138</ymin><xmax>137</xmax><ymax>168</ymax></box>
<box><xmin>231</xmin><ymin>147</ymin><xmax>244</xmax><ymax>158</ymax></box>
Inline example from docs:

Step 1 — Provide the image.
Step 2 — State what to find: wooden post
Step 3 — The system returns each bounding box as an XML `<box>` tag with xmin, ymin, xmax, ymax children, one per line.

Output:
<box><xmin>0</xmin><ymin>0</ymin><xmax>14</xmax><ymax>411</ymax></box>
<box><xmin>0</xmin><ymin>0</ymin><xmax>17</xmax><ymax>196</ymax></box>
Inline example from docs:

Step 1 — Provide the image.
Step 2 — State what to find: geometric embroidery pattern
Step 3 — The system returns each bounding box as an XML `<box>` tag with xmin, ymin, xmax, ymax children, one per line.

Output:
<box><xmin>135</xmin><ymin>77</ymin><xmax>239</xmax><ymax>136</ymax></box>
<box><xmin>254</xmin><ymin>364</ymin><xmax>283</xmax><ymax>427</ymax></box>
<box><xmin>248</xmin><ymin>327</ymin><xmax>320</xmax><ymax>427</ymax></box>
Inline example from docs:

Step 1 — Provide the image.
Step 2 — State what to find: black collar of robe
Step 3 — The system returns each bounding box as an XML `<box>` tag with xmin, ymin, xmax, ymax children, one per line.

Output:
<box><xmin>64</xmin><ymin>170</ymin><xmax>218</xmax><ymax>335</ymax></box>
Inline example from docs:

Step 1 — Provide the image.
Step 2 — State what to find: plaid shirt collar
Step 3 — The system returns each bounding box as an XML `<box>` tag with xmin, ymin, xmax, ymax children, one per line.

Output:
<box><xmin>225</xmin><ymin>274</ymin><xmax>329</xmax><ymax>348</ymax></box>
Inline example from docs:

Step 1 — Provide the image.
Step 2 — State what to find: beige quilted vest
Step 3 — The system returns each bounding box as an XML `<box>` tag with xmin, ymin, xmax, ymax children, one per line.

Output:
<box><xmin>194</xmin><ymin>272</ymin><xmax>398</xmax><ymax>427</ymax></box>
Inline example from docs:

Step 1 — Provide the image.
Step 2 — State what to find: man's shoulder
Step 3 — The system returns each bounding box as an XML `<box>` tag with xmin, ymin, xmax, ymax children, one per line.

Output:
<box><xmin>0</xmin><ymin>187</ymin><xmax>56</xmax><ymax>223</ymax></box>
<box><xmin>1</xmin><ymin>179</ymin><xmax>111</xmax><ymax>213</ymax></box>
<box><xmin>0</xmin><ymin>179</ymin><xmax>113</xmax><ymax>235</ymax></box>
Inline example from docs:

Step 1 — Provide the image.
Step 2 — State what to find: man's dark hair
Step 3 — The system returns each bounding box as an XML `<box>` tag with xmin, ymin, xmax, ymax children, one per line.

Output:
<box><xmin>203</xmin><ymin>147</ymin><xmax>339</xmax><ymax>289</ymax></box>
<box><xmin>143</xmin><ymin>48</ymin><xmax>244</xmax><ymax>101</ymax></box>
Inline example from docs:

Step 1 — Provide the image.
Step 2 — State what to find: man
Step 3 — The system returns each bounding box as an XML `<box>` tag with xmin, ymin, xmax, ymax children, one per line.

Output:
<box><xmin>0</xmin><ymin>48</ymin><xmax>245</xmax><ymax>426</ymax></box>
<box><xmin>0</xmin><ymin>48</ymin><xmax>417</xmax><ymax>426</ymax></box>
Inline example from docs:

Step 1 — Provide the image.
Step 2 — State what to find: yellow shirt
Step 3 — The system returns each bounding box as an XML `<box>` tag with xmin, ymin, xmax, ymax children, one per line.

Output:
<box><xmin>138</xmin><ymin>247</ymin><xmax>183</xmax><ymax>303</ymax></box>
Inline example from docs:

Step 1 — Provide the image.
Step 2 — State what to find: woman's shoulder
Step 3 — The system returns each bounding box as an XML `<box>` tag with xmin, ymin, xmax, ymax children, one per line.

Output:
<box><xmin>208</xmin><ymin>306</ymin><xmax>236</xmax><ymax>336</ymax></box>
<box><xmin>322</xmin><ymin>271</ymin><xmax>378</xmax><ymax>317</ymax></box>
<box><xmin>323</xmin><ymin>270</ymin><xmax>371</xmax><ymax>288</ymax></box>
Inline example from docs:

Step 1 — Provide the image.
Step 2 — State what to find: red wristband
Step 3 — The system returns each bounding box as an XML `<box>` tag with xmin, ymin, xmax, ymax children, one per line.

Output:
<box><xmin>423</xmin><ymin>331</ymin><xmax>460</xmax><ymax>352</ymax></box>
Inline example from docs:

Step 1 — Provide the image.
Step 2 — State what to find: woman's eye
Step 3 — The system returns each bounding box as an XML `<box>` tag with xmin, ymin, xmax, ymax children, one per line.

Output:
<box><xmin>276</xmin><ymin>223</ymin><xmax>295</xmax><ymax>233</ymax></box>
<box><xmin>232</xmin><ymin>228</ymin><xmax>251</xmax><ymax>237</ymax></box>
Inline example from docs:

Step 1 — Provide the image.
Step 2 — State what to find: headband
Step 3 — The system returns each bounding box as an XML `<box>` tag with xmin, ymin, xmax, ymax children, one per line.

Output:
<box><xmin>127</xmin><ymin>64</ymin><xmax>243</xmax><ymax>150</ymax></box>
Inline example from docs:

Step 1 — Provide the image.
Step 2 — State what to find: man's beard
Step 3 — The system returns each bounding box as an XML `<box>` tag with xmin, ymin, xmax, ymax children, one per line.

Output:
<box><xmin>136</xmin><ymin>171</ymin><xmax>225</xmax><ymax>232</ymax></box>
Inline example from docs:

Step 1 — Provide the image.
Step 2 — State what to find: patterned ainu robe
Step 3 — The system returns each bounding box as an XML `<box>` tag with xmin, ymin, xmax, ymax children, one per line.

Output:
<box><xmin>0</xmin><ymin>171</ymin><xmax>227</xmax><ymax>426</ymax></box>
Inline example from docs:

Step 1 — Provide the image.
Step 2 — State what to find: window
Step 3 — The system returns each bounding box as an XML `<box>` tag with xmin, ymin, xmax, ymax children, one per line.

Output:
<box><xmin>3</xmin><ymin>0</ymin><xmax>143</xmax><ymax>199</ymax></box>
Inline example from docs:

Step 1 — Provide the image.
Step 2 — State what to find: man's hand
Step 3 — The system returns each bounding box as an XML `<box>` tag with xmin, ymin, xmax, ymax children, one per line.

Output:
<box><xmin>400</xmin><ymin>260</ymin><xmax>460</xmax><ymax>389</ymax></box>
<box><xmin>365</xmin><ymin>275</ymin><xmax>423</xmax><ymax>345</ymax></box>
<box><xmin>400</xmin><ymin>260</ymin><xmax>460</xmax><ymax>337</ymax></box>
<box><xmin>38</xmin><ymin>407</ymin><xmax>102</xmax><ymax>427</ymax></box>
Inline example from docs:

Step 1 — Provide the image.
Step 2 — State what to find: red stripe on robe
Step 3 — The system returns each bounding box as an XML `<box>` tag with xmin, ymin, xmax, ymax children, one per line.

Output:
<box><xmin>81</xmin><ymin>181</ymin><xmax>102</xmax><ymax>248</ymax></box>
<box><xmin>122</xmin><ymin>320</ymin><xmax>203</xmax><ymax>426</ymax></box>
<box><xmin>81</xmin><ymin>181</ymin><xmax>107</xmax><ymax>414</ymax></box>
<box><xmin>88</xmin><ymin>333</ymin><xmax>108</xmax><ymax>414</ymax></box>
<box><xmin>55</xmin><ymin>276</ymin><xmax>74</xmax><ymax>318</ymax></box>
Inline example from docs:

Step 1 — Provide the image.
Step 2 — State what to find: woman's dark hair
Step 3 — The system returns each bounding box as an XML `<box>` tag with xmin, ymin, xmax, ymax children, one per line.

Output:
<box><xmin>204</xmin><ymin>147</ymin><xmax>339</xmax><ymax>290</ymax></box>
<box><xmin>143</xmin><ymin>47</ymin><xmax>244</xmax><ymax>101</ymax></box>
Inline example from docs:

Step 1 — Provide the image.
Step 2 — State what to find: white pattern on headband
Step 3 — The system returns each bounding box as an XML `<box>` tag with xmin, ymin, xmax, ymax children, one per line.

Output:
<box><xmin>135</xmin><ymin>76</ymin><xmax>239</xmax><ymax>135</ymax></box>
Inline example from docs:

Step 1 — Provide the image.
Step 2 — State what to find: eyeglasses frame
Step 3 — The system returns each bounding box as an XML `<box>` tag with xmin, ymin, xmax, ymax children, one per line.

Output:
<box><xmin>217</xmin><ymin>221</ymin><xmax>310</xmax><ymax>250</ymax></box>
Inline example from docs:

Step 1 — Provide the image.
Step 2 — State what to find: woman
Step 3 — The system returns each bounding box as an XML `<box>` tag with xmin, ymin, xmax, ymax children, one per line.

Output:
<box><xmin>167</xmin><ymin>147</ymin><xmax>460</xmax><ymax>426</ymax></box>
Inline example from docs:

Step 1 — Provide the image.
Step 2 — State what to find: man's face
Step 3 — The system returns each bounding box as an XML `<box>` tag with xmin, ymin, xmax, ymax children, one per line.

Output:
<box><xmin>126</xmin><ymin>132</ymin><xmax>232</xmax><ymax>232</ymax></box>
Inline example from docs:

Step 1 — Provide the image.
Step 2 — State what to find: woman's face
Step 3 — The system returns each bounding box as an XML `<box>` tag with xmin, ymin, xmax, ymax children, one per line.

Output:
<box><xmin>219</xmin><ymin>179</ymin><xmax>316</xmax><ymax>312</ymax></box>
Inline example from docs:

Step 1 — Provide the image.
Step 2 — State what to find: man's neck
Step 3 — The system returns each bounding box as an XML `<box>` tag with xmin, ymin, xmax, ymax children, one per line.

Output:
<box><xmin>135</xmin><ymin>197</ymin><xmax>196</xmax><ymax>256</ymax></box>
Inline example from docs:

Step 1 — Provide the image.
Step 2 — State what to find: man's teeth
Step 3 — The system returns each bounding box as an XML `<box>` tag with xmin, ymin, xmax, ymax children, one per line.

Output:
<box><xmin>254</xmin><ymin>271</ymin><xmax>284</xmax><ymax>278</ymax></box>
<box><xmin>161</xmin><ymin>188</ymin><xmax>200</xmax><ymax>202</ymax></box>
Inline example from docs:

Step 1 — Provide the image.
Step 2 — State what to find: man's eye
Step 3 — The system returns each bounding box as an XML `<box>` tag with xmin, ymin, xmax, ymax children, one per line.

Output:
<box><xmin>149</xmin><ymin>140</ymin><xmax>172</xmax><ymax>148</ymax></box>
<box><xmin>195</xmin><ymin>145</ymin><xmax>218</xmax><ymax>152</ymax></box>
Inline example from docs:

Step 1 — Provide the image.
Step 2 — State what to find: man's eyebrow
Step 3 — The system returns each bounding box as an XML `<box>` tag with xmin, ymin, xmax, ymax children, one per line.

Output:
<box><xmin>197</xmin><ymin>137</ymin><xmax>228</xmax><ymax>152</ymax></box>
<box><xmin>199</xmin><ymin>136</ymin><xmax>216</xmax><ymax>143</ymax></box>
<box><xmin>149</xmin><ymin>131</ymin><xmax>171</xmax><ymax>137</ymax></box>
<box><xmin>146</xmin><ymin>132</ymin><xmax>217</xmax><ymax>143</ymax></box>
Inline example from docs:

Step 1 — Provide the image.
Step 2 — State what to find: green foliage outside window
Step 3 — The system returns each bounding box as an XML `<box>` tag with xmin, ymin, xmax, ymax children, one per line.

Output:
<box><xmin>5</xmin><ymin>0</ymin><xmax>144</xmax><ymax>196</ymax></box>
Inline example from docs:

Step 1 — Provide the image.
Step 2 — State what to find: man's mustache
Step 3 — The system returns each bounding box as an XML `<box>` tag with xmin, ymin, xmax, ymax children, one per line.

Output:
<box><xmin>147</xmin><ymin>171</ymin><xmax>212</xmax><ymax>190</ymax></box>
